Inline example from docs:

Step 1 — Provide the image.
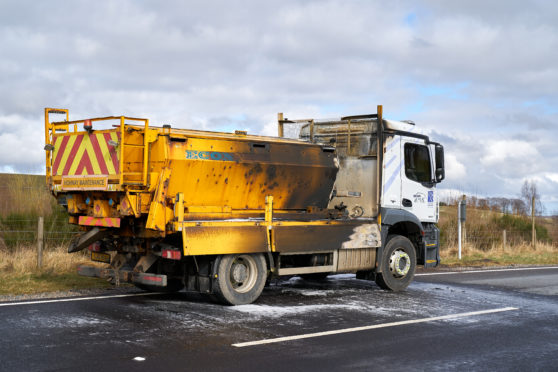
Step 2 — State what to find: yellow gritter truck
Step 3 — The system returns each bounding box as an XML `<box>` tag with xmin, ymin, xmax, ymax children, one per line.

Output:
<box><xmin>44</xmin><ymin>105</ymin><xmax>445</xmax><ymax>305</ymax></box>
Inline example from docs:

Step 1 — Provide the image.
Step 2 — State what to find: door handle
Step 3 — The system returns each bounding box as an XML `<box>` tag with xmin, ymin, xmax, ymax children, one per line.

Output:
<box><xmin>402</xmin><ymin>198</ymin><xmax>412</xmax><ymax>207</ymax></box>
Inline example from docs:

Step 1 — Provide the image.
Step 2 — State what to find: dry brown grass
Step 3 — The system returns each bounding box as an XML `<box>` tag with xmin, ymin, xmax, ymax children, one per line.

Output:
<box><xmin>0</xmin><ymin>245</ymin><xmax>110</xmax><ymax>295</ymax></box>
<box><xmin>439</xmin><ymin>205</ymin><xmax>556</xmax><ymax>251</ymax></box>
<box><xmin>0</xmin><ymin>173</ymin><xmax>109</xmax><ymax>295</ymax></box>
<box><xmin>0</xmin><ymin>245</ymin><xmax>91</xmax><ymax>275</ymax></box>
<box><xmin>441</xmin><ymin>241</ymin><xmax>558</xmax><ymax>266</ymax></box>
<box><xmin>438</xmin><ymin>204</ymin><xmax>558</xmax><ymax>266</ymax></box>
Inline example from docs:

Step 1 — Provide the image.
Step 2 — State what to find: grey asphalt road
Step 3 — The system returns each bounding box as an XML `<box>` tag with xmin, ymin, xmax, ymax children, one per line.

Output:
<box><xmin>1</xmin><ymin>266</ymin><xmax>558</xmax><ymax>372</ymax></box>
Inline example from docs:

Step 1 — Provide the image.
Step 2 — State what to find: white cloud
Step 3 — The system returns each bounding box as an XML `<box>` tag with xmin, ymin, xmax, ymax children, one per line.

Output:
<box><xmin>0</xmin><ymin>114</ymin><xmax>44</xmax><ymax>172</ymax></box>
<box><xmin>481</xmin><ymin>140</ymin><xmax>539</xmax><ymax>167</ymax></box>
<box><xmin>445</xmin><ymin>153</ymin><xmax>466</xmax><ymax>180</ymax></box>
<box><xmin>0</xmin><ymin>0</ymin><xmax>557</xmax><ymax>212</ymax></box>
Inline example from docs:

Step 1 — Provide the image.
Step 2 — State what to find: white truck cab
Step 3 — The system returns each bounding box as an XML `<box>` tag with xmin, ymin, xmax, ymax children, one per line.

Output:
<box><xmin>383</xmin><ymin>120</ymin><xmax>443</xmax><ymax>223</ymax></box>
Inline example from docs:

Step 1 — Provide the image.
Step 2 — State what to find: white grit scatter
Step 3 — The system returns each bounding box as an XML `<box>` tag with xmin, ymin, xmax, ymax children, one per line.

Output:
<box><xmin>230</xmin><ymin>303</ymin><xmax>367</xmax><ymax>317</ymax></box>
<box><xmin>327</xmin><ymin>274</ymin><xmax>357</xmax><ymax>280</ymax></box>
<box><xmin>66</xmin><ymin>316</ymin><xmax>112</xmax><ymax>326</ymax></box>
<box><xmin>298</xmin><ymin>290</ymin><xmax>333</xmax><ymax>296</ymax></box>
<box><xmin>19</xmin><ymin>314</ymin><xmax>113</xmax><ymax>328</ymax></box>
<box><xmin>281</xmin><ymin>289</ymin><xmax>335</xmax><ymax>296</ymax></box>
<box><xmin>284</xmin><ymin>277</ymin><xmax>303</xmax><ymax>284</ymax></box>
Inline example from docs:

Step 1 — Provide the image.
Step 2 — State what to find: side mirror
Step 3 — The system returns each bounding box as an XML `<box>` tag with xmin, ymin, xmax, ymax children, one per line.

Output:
<box><xmin>435</xmin><ymin>144</ymin><xmax>445</xmax><ymax>183</ymax></box>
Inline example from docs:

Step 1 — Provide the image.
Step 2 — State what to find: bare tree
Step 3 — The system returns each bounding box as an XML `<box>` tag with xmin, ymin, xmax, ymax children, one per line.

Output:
<box><xmin>511</xmin><ymin>198</ymin><xmax>527</xmax><ymax>215</ymax></box>
<box><xmin>478</xmin><ymin>198</ymin><xmax>489</xmax><ymax>210</ymax></box>
<box><xmin>468</xmin><ymin>196</ymin><xmax>478</xmax><ymax>208</ymax></box>
<box><xmin>520</xmin><ymin>180</ymin><xmax>544</xmax><ymax>216</ymax></box>
<box><xmin>487</xmin><ymin>197</ymin><xmax>500</xmax><ymax>212</ymax></box>
<box><xmin>500</xmin><ymin>198</ymin><xmax>511</xmax><ymax>214</ymax></box>
<box><xmin>489</xmin><ymin>197</ymin><xmax>511</xmax><ymax>214</ymax></box>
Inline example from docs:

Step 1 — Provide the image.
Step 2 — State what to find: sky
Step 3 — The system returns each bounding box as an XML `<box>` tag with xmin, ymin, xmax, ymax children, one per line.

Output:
<box><xmin>1</xmin><ymin>0</ymin><xmax>557</xmax><ymax>213</ymax></box>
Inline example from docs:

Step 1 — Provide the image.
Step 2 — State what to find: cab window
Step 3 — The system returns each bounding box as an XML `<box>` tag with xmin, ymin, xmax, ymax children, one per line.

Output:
<box><xmin>404</xmin><ymin>143</ymin><xmax>431</xmax><ymax>183</ymax></box>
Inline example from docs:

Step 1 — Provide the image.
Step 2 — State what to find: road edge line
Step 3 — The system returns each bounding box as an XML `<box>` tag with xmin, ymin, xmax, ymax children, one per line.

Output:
<box><xmin>232</xmin><ymin>307</ymin><xmax>519</xmax><ymax>348</ymax></box>
<box><xmin>0</xmin><ymin>292</ymin><xmax>160</xmax><ymax>307</ymax></box>
<box><xmin>416</xmin><ymin>266</ymin><xmax>558</xmax><ymax>276</ymax></box>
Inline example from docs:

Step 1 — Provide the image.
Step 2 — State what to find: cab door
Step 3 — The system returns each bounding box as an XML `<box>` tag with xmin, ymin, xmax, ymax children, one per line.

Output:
<box><xmin>400</xmin><ymin>138</ymin><xmax>436</xmax><ymax>223</ymax></box>
<box><xmin>381</xmin><ymin>134</ymin><xmax>402</xmax><ymax>209</ymax></box>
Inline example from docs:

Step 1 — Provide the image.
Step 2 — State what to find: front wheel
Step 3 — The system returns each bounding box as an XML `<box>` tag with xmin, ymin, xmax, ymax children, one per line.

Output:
<box><xmin>375</xmin><ymin>235</ymin><xmax>416</xmax><ymax>291</ymax></box>
<box><xmin>213</xmin><ymin>253</ymin><xmax>267</xmax><ymax>305</ymax></box>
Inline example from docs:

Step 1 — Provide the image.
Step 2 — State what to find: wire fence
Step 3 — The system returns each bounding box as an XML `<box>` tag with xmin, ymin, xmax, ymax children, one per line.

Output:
<box><xmin>0</xmin><ymin>217</ymin><xmax>77</xmax><ymax>250</ymax></box>
<box><xmin>440</xmin><ymin>225</ymin><xmax>558</xmax><ymax>251</ymax></box>
<box><xmin>0</xmin><ymin>230</ymin><xmax>75</xmax><ymax>242</ymax></box>
<box><xmin>0</xmin><ymin>174</ymin><xmax>78</xmax><ymax>250</ymax></box>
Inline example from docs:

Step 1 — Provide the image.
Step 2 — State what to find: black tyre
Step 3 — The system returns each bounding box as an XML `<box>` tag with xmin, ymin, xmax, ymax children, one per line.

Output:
<box><xmin>375</xmin><ymin>235</ymin><xmax>416</xmax><ymax>291</ymax></box>
<box><xmin>213</xmin><ymin>253</ymin><xmax>267</xmax><ymax>305</ymax></box>
<box><xmin>134</xmin><ymin>279</ymin><xmax>184</xmax><ymax>293</ymax></box>
<box><xmin>300</xmin><ymin>273</ymin><xmax>330</xmax><ymax>281</ymax></box>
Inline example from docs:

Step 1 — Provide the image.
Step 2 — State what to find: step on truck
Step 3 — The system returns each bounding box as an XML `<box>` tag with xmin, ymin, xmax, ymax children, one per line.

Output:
<box><xmin>44</xmin><ymin>105</ymin><xmax>445</xmax><ymax>305</ymax></box>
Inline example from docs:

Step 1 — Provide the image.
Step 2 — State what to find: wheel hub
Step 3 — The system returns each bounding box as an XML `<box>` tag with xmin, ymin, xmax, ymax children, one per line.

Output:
<box><xmin>389</xmin><ymin>249</ymin><xmax>411</xmax><ymax>277</ymax></box>
<box><xmin>231</xmin><ymin>263</ymin><xmax>248</xmax><ymax>283</ymax></box>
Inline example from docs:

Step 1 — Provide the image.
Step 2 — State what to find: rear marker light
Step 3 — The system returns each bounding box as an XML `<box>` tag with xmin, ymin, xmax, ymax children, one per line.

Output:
<box><xmin>143</xmin><ymin>275</ymin><xmax>163</xmax><ymax>282</ymax></box>
<box><xmin>162</xmin><ymin>249</ymin><xmax>181</xmax><ymax>260</ymax></box>
<box><xmin>88</xmin><ymin>242</ymin><xmax>102</xmax><ymax>252</ymax></box>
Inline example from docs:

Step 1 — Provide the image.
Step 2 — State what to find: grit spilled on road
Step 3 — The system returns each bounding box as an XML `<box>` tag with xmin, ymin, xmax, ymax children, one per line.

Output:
<box><xmin>1</xmin><ymin>266</ymin><xmax>558</xmax><ymax>371</ymax></box>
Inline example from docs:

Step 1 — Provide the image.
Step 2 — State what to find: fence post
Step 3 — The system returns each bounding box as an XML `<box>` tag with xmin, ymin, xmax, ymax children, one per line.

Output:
<box><xmin>458</xmin><ymin>205</ymin><xmax>462</xmax><ymax>260</ymax></box>
<box><xmin>462</xmin><ymin>196</ymin><xmax>467</xmax><ymax>247</ymax></box>
<box><xmin>458</xmin><ymin>195</ymin><xmax>466</xmax><ymax>260</ymax></box>
<box><xmin>37</xmin><ymin>216</ymin><xmax>44</xmax><ymax>268</ymax></box>
<box><xmin>531</xmin><ymin>195</ymin><xmax>536</xmax><ymax>249</ymax></box>
<box><xmin>503</xmin><ymin>229</ymin><xmax>506</xmax><ymax>251</ymax></box>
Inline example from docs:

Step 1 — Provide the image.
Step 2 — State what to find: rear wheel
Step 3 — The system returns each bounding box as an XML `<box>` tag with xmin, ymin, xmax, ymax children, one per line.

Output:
<box><xmin>213</xmin><ymin>253</ymin><xmax>267</xmax><ymax>305</ymax></box>
<box><xmin>375</xmin><ymin>235</ymin><xmax>416</xmax><ymax>291</ymax></box>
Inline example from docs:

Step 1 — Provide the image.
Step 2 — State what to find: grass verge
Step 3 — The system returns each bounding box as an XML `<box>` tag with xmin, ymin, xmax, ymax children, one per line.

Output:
<box><xmin>0</xmin><ymin>245</ymin><xmax>113</xmax><ymax>295</ymax></box>
<box><xmin>0</xmin><ymin>273</ymin><xmax>113</xmax><ymax>296</ymax></box>
<box><xmin>440</xmin><ymin>242</ymin><xmax>558</xmax><ymax>267</ymax></box>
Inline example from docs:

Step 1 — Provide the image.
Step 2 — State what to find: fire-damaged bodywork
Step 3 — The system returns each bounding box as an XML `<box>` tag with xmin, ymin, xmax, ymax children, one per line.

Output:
<box><xmin>44</xmin><ymin>105</ymin><xmax>444</xmax><ymax>305</ymax></box>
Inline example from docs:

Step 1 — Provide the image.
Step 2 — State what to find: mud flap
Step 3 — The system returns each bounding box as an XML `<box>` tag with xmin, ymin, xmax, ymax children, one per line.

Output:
<box><xmin>68</xmin><ymin>228</ymin><xmax>109</xmax><ymax>253</ymax></box>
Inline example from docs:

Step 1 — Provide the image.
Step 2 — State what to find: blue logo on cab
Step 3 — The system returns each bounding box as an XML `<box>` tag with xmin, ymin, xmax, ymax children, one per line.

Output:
<box><xmin>427</xmin><ymin>191</ymin><xmax>434</xmax><ymax>203</ymax></box>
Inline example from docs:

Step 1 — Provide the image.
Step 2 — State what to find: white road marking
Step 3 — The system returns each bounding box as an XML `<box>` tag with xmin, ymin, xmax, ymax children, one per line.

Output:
<box><xmin>232</xmin><ymin>307</ymin><xmax>519</xmax><ymax>347</ymax></box>
<box><xmin>133</xmin><ymin>357</ymin><xmax>146</xmax><ymax>361</ymax></box>
<box><xmin>0</xmin><ymin>292</ymin><xmax>159</xmax><ymax>307</ymax></box>
<box><xmin>416</xmin><ymin>266</ymin><xmax>558</xmax><ymax>276</ymax></box>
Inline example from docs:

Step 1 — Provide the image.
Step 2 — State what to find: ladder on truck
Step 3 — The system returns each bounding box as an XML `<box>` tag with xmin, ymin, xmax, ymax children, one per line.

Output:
<box><xmin>117</xmin><ymin>115</ymin><xmax>153</xmax><ymax>187</ymax></box>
